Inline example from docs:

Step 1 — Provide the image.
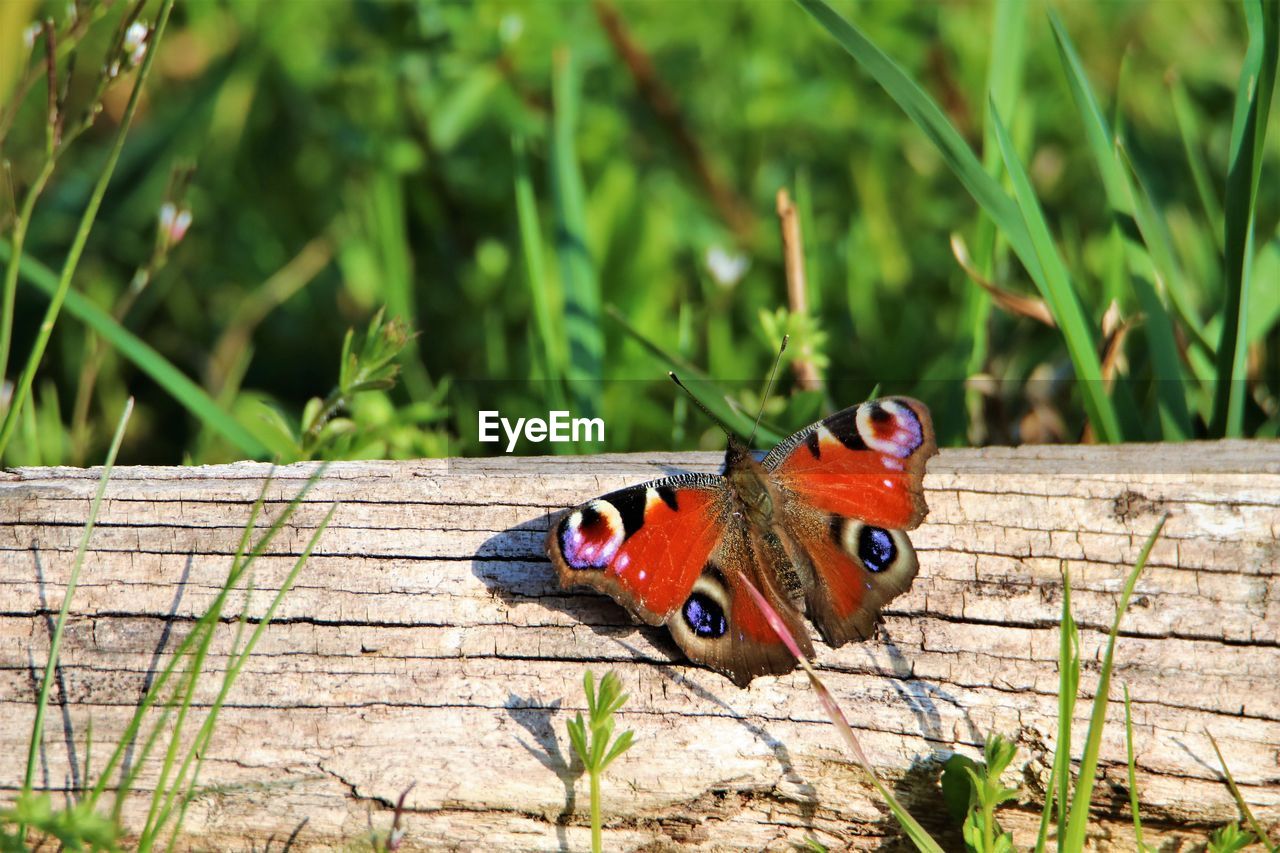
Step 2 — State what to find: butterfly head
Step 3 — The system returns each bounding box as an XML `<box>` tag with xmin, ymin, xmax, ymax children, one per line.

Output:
<box><xmin>724</xmin><ymin>435</ymin><xmax>777</xmax><ymax>524</ymax></box>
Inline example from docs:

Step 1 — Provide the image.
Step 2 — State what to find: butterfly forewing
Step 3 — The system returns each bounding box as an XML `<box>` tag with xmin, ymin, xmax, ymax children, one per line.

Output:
<box><xmin>547</xmin><ymin>473</ymin><xmax>729</xmax><ymax>625</ymax></box>
<box><xmin>764</xmin><ymin>397</ymin><xmax>934</xmax><ymax>529</ymax></box>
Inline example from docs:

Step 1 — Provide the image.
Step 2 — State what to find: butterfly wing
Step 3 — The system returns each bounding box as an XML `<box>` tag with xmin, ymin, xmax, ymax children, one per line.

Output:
<box><xmin>665</xmin><ymin>520</ymin><xmax>814</xmax><ymax>687</ymax></box>
<box><xmin>764</xmin><ymin>397</ymin><xmax>937</xmax><ymax>646</ymax></box>
<box><xmin>547</xmin><ymin>473</ymin><xmax>812</xmax><ymax>687</ymax></box>
<box><xmin>548</xmin><ymin>473</ymin><xmax>725</xmax><ymax>626</ymax></box>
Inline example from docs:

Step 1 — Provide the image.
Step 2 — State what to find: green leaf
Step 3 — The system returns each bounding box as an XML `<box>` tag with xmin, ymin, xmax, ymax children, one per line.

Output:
<box><xmin>1208</xmin><ymin>823</ymin><xmax>1256</xmax><ymax>853</ymax></box>
<box><xmin>941</xmin><ymin>754</ymin><xmax>980</xmax><ymax>824</ymax></box>
<box><xmin>1212</xmin><ymin>0</ymin><xmax>1280</xmax><ymax>436</ymax></box>
<box><xmin>601</xmin><ymin>729</ymin><xmax>634</xmax><ymax>772</ymax></box>
<box><xmin>983</xmin><ymin>734</ymin><xmax>1017</xmax><ymax>778</ymax></box>
<box><xmin>254</xmin><ymin>402</ymin><xmax>302</xmax><ymax>459</ymax></box>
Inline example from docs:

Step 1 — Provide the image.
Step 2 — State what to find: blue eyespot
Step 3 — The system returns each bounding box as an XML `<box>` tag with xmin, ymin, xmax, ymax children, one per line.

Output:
<box><xmin>683</xmin><ymin>592</ymin><xmax>727</xmax><ymax>638</ymax></box>
<box><xmin>858</xmin><ymin>526</ymin><xmax>896</xmax><ymax>573</ymax></box>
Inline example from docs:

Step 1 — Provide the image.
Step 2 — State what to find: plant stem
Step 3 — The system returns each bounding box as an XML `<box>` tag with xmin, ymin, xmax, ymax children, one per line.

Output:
<box><xmin>982</xmin><ymin>794</ymin><xmax>995</xmax><ymax>852</ymax></box>
<box><xmin>590</xmin><ymin>768</ymin><xmax>602</xmax><ymax>853</ymax></box>
<box><xmin>0</xmin><ymin>0</ymin><xmax>175</xmax><ymax>461</ymax></box>
<box><xmin>0</xmin><ymin>157</ymin><xmax>55</xmax><ymax>396</ymax></box>
<box><xmin>19</xmin><ymin>397</ymin><xmax>132</xmax><ymax>842</ymax></box>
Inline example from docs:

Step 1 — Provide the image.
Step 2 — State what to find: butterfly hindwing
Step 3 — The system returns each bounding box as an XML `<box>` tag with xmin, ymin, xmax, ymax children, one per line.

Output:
<box><xmin>665</xmin><ymin>523</ymin><xmax>814</xmax><ymax>688</ymax></box>
<box><xmin>766</xmin><ymin>397</ymin><xmax>936</xmax><ymax>647</ymax></box>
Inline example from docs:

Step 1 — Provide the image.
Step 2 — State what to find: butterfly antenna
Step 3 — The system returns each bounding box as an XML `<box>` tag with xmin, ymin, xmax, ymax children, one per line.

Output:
<box><xmin>669</xmin><ymin>372</ymin><xmax>734</xmax><ymax>439</ymax></box>
<box><xmin>748</xmin><ymin>334</ymin><xmax>788</xmax><ymax>448</ymax></box>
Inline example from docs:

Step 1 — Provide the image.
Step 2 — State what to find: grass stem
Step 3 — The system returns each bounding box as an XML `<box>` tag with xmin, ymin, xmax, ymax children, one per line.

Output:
<box><xmin>0</xmin><ymin>0</ymin><xmax>175</xmax><ymax>460</ymax></box>
<box><xmin>19</xmin><ymin>397</ymin><xmax>132</xmax><ymax>842</ymax></box>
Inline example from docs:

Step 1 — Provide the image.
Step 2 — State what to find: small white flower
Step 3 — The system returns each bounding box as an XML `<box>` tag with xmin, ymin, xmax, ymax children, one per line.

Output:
<box><xmin>159</xmin><ymin>202</ymin><xmax>192</xmax><ymax>245</ymax></box>
<box><xmin>705</xmin><ymin>245</ymin><xmax>750</xmax><ymax>287</ymax></box>
<box><xmin>123</xmin><ymin>21</ymin><xmax>149</xmax><ymax>66</ymax></box>
<box><xmin>23</xmin><ymin>23</ymin><xmax>42</xmax><ymax>50</ymax></box>
<box><xmin>499</xmin><ymin>14</ymin><xmax>523</xmax><ymax>44</ymax></box>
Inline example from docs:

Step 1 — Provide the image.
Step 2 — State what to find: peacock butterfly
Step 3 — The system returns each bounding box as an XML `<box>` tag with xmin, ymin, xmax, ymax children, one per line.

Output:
<box><xmin>545</xmin><ymin>386</ymin><xmax>937</xmax><ymax>687</ymax></box>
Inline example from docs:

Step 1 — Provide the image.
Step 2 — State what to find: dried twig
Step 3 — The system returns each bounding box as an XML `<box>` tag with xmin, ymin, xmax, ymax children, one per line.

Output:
<box><xmin>776</xmin><ymin>188</ymin><xmax>822</xmax><ymax>391</ymax></box>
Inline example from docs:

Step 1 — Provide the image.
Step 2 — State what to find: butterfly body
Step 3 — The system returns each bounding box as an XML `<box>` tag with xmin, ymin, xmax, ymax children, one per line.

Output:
<box><xmin>547</xmin><ymin>397</ymin><xmax>936</xmax><ymax>687</ymax></box>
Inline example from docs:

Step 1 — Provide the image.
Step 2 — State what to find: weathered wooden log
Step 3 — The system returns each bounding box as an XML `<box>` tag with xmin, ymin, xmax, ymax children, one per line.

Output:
<box><xmin>1</xmin><ymin>442</ymin><xmax>1277</xmax><ymax>851</ymax></box>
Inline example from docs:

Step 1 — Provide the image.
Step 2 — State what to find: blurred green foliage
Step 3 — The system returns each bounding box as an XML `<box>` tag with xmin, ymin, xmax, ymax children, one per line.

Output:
<box><xmin>2</xmin><ymin>0</ymin><xmax>1277</xmax><ymax>464</ymax></box>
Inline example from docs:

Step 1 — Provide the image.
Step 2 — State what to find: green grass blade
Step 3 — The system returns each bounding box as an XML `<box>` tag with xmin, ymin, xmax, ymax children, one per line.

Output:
<box><xmin>797</xmin><ymin>0</ymin><xmax>1122</xmax><ymax>441</ymax></box>
<box><xmin>150</xmin><ymin>505</ymin><xmax>337</xmax><ymax>848</ymax></box>
<box><xmin>137</xmin><ymin>574</ymin><xmax>258</xmax><ymax>845</ymax></box>
<box><xmin>0</xmin><ymin>156</ymin><xmax>55</xmax><ymax>404</ymax></box>
<box><xmin>107</xmin><ymin>472</ymin><xmax>275</xmax><ymax>820</ymax></box>
<box><xmin>794</xmin><ymin>0</ymin><xmax>1041</xmax><ymax>282</ymax></box>
<box><xmin>88</xmin><ymin>466</ymin><xmax>325</xmax><ymax>809</ymax></box>
<box><xmin>19</xmin><ymin>397</ymin><xmax>132</xmax><ymax>842</ymax></box>
<box><xmin>513</xmin><ymin>133</ymin><xmax>567</xmax><ymax>413</ymax></box>
<box><xmin>989</xmin><ymin>103</ymin><xmax>1122</xmax><ymax>442</ymax></box>
<box><xmin>156</xmin><ymin>584</ymin><xmax>253</xmax><ymax>853</ymax></box>
<box><xmin>738</xmin><ymin>574</ymin><xmax>945</xmax><ymax>853</ymax></box>
<box><xmin>1036</xmin><ymin>561</ymin><xmax>1079</xmax><ymax>852</ymax></box>
<box><xmin>1124</xmin><ymin>685</ymin><xmax>1147</xmax><ymax>852</ymax></box>
<box><xmin>965</xmin><ymin>0</ymin><xmax>1027</xmax><ymax>433</ymax></box>
<box><xmin>1063</xmin><ymin>516</ymin><xmax>1168</xmax><ymax>849</ymax></box>
<box><xmin>551</xmin><ymin>48</ymin><xmax>602</xmax><ymax>423</ymax></box>
<box><xmin>1212</xmin><ymin>0</ymin><xmax>1279</xmax><ymax>436</ymax></box>
<box><xmin>0</xmin><ymin>242</ymin><xmax>266</xmax><ymax>458</ymax></box>
<box><xmin>1047</xmin><ymin>11</ymin><xmax>1192</xmax><ymax>440</ymax></box>
<box><xmin>1168</xmin><ymin>73</ymin><xmax>1225</xmax><ymax>251</ymax></box>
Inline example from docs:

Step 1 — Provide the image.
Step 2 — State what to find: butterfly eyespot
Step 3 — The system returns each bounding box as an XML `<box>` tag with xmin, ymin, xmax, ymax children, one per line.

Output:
<box><xmin>855</xmin><ymin>399</ymin><xmax>923</xmax><ymax>458</ymax></box>
<box><xmin>559</xmin><ymin>499</ymin><xmax>625</xmax><ymax>570</ymax></box>
<box><xmin>682</xmin><ymin>591</ymin><xmax>728</xmax><ymax>639</ymax></box>
<box><xmin>858</xmin><ymin>526</ymin><xmax>896</xmax><ymax>573</ymax></box>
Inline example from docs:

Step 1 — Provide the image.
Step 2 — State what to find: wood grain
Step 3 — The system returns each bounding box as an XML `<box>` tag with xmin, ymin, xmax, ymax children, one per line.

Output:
<box><xmin>1</xmin><ymin>441</ymin><xmax>1277</xmax><ymax>850</ymax></box>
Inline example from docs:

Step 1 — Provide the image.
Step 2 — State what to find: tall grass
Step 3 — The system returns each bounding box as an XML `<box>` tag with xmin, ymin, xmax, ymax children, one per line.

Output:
<box><xmin>797</xmin><ymin>0</ymin><xmax>1277</xmax><ymax>444</ymax></box>
<box><xmin>4</xmin><ymin>1</ymin><xmax>1275</xmax><ymax>465</ymax></box>
<box><xmin>2</xmin><ymin>419</ymin><xmax>335</xmax><ymax>849</ymax></box>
